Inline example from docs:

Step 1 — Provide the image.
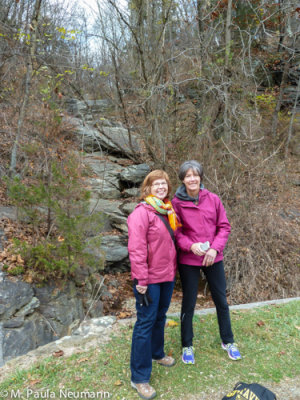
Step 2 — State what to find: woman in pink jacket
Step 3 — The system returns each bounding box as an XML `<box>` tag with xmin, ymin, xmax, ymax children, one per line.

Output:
<box><xmin>127</xmin><ymin>170</ymin><xmax>180</xmax><ymax>400</ymax></box>
<box><xmin>172</xmin><ymin>160</ymin><xmax>242</xmax><ymax>365</ymax></box>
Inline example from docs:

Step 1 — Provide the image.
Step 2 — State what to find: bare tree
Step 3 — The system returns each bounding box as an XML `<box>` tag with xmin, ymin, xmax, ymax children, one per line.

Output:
<box><xmin>10</xmin><ymin>0</ymin><xmax>43</xmax><ymax>176</ymax></box>
<box><xmin>271</xmin><ymin>0</ymin><xmax>298</xmax><ymax>136</ymax></box>
<box><xmin>285</xmin><ymin>73</ymin><xmax>300</xmax><ymax>157</ymax></box>
<box><xmin>223</xmin><ymin>0</ymin><xmax>233</xmax><ymax>140</ymax></box>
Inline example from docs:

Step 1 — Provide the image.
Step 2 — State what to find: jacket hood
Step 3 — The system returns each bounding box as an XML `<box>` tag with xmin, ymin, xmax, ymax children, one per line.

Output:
<box><xmin>174</xmin><ymin>183</ymin><xmax>205</xmax><ymax>203</ymax></box>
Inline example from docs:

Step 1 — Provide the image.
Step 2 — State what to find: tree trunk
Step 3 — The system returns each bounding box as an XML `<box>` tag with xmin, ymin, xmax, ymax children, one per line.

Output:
<box><xmin>271</xmin><ymin>58</ymin><xmax>291</xmax><ymax>136</ymax></box>
<box><xmin>196</xmin><ymin>0</ymin><xmax>203</xmax><ymax>38</ymax></box>
<box><xmin>224</xmin><ymin>0</ymin><xmax>232</xmax><ymax>140</ymax></box>
<box><xmin>285</xmin><ymin>74</ymin><xmax>300</xmax><ymax>158</ymax></box>
<box><xmin>272</xmin><ymin>3</ymin><xmax>296</xmax><ymax>137</ymax></box>
<box><xmin>277</xmin><ymin>0</ymin><xmax>285</xmax><ymax>52</ymax></box>
<box><xmin>10</xmin><ymin>0</ymin><xmax>43</xmax><ymax>176</ymax></box>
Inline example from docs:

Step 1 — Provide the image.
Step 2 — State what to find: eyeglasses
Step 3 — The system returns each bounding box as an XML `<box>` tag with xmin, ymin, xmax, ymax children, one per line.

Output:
<box><xmin>152</xmin><ymin>182</ymin><xmax>168</xmax><ymax>188</ymax></box>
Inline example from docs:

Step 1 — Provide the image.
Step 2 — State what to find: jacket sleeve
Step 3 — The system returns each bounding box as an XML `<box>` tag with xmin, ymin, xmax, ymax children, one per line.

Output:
<box><xmin>127</xmin><ymin>206</ymin><xmax>149</xmax><ymax>286</ymax></box>
<box><xmin>210</xmin><ymin>197</ymin><xmax>231</xmax><ymax>253</ymax></box>
<box><xmin>172</xmin><ymin>199</ymin><xmax>194</xmax><ymax>252</ymax></box>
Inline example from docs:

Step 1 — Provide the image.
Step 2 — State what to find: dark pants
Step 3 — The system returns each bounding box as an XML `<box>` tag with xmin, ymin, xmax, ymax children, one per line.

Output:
<box><xmin>179</xmin><ymin>260</ymin><xmax>234</xmax><ymax>347</ymax></box>
<box><xmin>130</xmin><ymin>281</ymin><xmax>175</xmax><ymax>383</ymax></box>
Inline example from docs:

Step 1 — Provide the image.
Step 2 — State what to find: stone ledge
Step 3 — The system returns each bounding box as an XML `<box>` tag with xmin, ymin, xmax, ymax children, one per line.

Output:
<box><xmin>167</xmin><ymin>296</ymin><xmax>300</xmax><ymax>317</ymax></box>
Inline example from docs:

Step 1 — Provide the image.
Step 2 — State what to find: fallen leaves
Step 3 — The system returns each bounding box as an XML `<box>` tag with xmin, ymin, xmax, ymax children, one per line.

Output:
<box><xmin>23</xmin><ymin>271</ymin><xmax>34</xmax><ymax>283</ymax></box>
<box><xmin>256</xmin><ymin>320</ymin><xmax>265</xmax><ymax>327</ymax></box>
<box><xmin>117</xmin><ymin>311</ymin><xmax>133</xmax><ymax>319</ymax></box>
<box><xmin>0</xmin><ymin>250</ymin><xmax>24</xmax><ymax>264</ymax></box>
<box><xmin>52</xmin><ymin>349</ymin><xmax>64</xmax><ymax>358</ymax></box>
<box><xmin>77</xmin><ymin>357</ymin><xmax>89</xmax><ymax>364</ymax></box>
<box><xmin>29</xmin><ymin>378</ymin><xmax>41</xmax><ymax>386</ymax></box>
<box><xmin>166</xmin><ymin>319</ymin><xmax>179</xmax><ymax>327</ymax></box>
<box><xmin>26</xmin><ymin>373</ymin><xmax>42</xmax><ymax>386</ymax></box>
<box><xmin>167</xmin><ymin>349</ymin><xmax>174</xmax><ymax>357</ymax></box>
<box><xmin>102</xmin><ymin>272</ymin><xmax>134</xmax><ymax>316</ymax></box>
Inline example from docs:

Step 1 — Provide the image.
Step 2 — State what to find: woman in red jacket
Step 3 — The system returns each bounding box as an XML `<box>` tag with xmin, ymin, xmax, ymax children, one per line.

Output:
<box><xmin>127</xmin><ymin>170</ymin><xmax>180</xmax><ymax>400</ymax></box>
<box><xmin>172</xmin><ymin>160</ymin><xmax>242</xmax><ymax>365</ymax></box>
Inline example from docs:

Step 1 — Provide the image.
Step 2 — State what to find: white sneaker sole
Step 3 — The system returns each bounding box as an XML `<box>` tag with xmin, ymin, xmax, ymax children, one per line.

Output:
<box><xmin>221</xmin><ymin>344</ymin><xmax>242</xmax><ymax>361</ymax></box>
<box><xmin>181</xmin><ymin>355</ymin><xmax>195</xmax><ymax>364</ymax></box>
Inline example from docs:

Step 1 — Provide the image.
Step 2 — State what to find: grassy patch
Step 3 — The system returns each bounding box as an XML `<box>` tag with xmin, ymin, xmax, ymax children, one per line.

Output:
<box><xmin>0</xmin><ymin>301</ymin><xmax>299</xmax><ymax>399</ymax></box>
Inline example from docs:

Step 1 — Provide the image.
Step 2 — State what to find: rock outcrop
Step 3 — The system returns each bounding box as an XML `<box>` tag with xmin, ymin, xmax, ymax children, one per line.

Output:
<box><xmin>0</xmin><ymin>98</ymin><xmax>151</xmax><ymax>365</ymax></box>
<box><xmin>63</xmin><ymin>99</ymin><xmax>151</xmax><ymax>271</ymax></box>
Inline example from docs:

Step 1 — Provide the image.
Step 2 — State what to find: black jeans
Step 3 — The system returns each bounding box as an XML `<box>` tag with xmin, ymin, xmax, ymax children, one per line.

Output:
<box><xmin>179</xmin><ymin>260</ymin><xmax>234</xmax><ymax>347</ymax></box>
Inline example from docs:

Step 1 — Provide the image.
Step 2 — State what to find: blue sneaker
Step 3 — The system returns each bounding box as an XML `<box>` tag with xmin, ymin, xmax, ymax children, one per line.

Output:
<box><xmin>182</xmin><ymin>346</ymin><xmax>195</xmax><ymax>364</ymax></box>
<box><xmin>222</xmin><ymin>342</ymin><xmax>242</xmax><ymax>360</ymax></box>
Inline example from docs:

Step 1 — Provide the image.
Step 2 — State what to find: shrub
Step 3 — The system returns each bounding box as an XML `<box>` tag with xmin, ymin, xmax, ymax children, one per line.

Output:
<box><xmin>5</xmin><ymin>155</ymin><xmax>104</xmax><ymax>281</ymax></box>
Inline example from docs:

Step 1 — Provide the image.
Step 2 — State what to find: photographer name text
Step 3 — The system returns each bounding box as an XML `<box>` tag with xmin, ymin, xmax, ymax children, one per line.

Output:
<box><xmin>0</xmin><ymin>389</ymin><xmax>111</xmax><ymax>399</ymax></box>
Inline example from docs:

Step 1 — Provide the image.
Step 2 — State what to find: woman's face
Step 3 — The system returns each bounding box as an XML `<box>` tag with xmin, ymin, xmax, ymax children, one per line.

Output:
<box><xmin>183</xmin><ymin>168</ymin><xmax>201</xmax><ymax>195</ymax></box>
<box><xmin>150</xmin><ymin>178</ymin><xmax>169</xmax><ymax>200</ymax></box>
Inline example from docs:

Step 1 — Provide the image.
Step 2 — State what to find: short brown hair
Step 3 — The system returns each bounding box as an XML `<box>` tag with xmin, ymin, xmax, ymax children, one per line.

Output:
<box><xmin>139</xmin><ymin>170</ymin><xmax>171</xmax><ymax>200</ymax></box>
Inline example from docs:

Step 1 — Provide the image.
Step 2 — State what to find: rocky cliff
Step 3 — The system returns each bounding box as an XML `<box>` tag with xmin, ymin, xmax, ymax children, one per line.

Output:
<box><xmin>0</xmin><ymin>99</ymin><xmax>150</xmax><ymax>365</ymax></box>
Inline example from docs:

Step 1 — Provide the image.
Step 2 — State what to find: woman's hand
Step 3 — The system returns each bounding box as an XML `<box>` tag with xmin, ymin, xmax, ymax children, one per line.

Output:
<box><xmin>190</xmin><ymin>243</ymin><xmax>206</xmax><ymax>257</ymax></box>
<box><xmin>136</xmin><ymin>285</ymin><xmax>148</xmax><ymax>294</ymax></box>
<box><xmin>203</xmin><ymin>248</ymin><xmax>217</xmax><ymax>266</ymax></box>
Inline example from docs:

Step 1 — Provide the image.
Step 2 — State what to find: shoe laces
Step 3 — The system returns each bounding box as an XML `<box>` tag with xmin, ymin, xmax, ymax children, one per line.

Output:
<box><xmin>136</xmin><ymin>383</ymin><xmax>153</xmax><ymax>394</ymax></box>
<box><xmin>184</xmin><ymin>346</ymin><xmax>194</xmax><ymax>356</ymax></box>
<box><xmin>227</xmin><ymin>343</ymin><xmax>238</xmax><ymax>352</ymax></box>
<box><xmin>140</xmin><ymin>384</ymin><xmax>151</xmax><ymax>393</ymax></box>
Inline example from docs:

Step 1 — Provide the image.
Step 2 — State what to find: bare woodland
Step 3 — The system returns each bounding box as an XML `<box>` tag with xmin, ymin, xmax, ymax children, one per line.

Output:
<box><xmin>0</xmin><ymin>0</ymin><xmax>299</xmax><ymax>303</ymax></box>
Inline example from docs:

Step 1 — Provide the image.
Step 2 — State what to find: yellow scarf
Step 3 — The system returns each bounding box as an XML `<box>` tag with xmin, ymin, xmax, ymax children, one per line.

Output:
<box><xmin>144</xmin><ymin>195</ymin><xmax>181</xmax><ymax>231</ymax></box>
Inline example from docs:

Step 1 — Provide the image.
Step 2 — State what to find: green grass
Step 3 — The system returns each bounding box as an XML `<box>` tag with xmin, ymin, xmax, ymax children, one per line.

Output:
<box><xmin>0</xmin><ymin>301</ymin><xmax>299</xmax><ymax>399</ymax></box>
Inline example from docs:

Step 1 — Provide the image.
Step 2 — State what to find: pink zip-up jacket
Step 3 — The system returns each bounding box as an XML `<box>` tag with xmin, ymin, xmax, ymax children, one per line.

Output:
<box><xmin>172</xmin><ymin>188</ymin><xmax>231</xmax><ymax>266</ymax></box>
<box><xmin>127</xmin><ymin>203</ymin><xmax>177</xmax><ymax>286</ymax></box>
